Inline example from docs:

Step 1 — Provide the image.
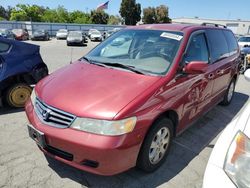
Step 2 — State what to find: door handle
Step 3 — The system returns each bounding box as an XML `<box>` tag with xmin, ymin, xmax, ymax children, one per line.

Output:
<box><xmin>208</xmin><ymin>73</ymin><xmax>214</xmax><ymax>79</ymax></box>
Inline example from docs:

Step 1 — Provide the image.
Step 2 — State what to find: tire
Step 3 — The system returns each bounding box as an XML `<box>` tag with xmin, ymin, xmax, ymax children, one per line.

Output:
<box><xmin>220</xmin><ymin>78</ymin><xmax>236</xmax><ymax>106</ymax></box>
<box><xmin>4</xmin><ymin>83</ymin><xmax>32</xmax><ymax>108</ymax></box>
<box><xmin>137</xmin><ymin>118</ymin><xmax>174</xmax><ymax>172</ymax></box>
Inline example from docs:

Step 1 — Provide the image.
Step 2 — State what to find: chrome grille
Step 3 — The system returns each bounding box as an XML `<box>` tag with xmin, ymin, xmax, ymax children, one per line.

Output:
<box><xmin>34</xmin><ymin>98</ymin><xmax>76</xmax><ymax>128</ymax></box>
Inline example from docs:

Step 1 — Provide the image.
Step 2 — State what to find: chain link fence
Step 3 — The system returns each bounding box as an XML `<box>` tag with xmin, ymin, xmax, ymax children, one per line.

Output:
<box><xmin>0</xmin><ymin>21</ymin><xmax>125</xmax><ymax>36</ymax></box>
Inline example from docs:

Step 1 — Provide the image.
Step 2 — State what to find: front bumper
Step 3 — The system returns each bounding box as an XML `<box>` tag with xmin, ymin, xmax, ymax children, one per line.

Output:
<box><xmin>91</xmin><ymin>37</ymin><xmax>102</xmax><ymax>41</ymax></box>
<box><xmin>203</xmin><ymin>163</ymin><xmax>236</xmax><ymax>188</ymax></box>
<box><xmin>25</xmin><ymin>99</ymin><xmax>142</xmax><ymax>175</ymax></box>
<box><xmin>31</xmin><ymin>36</ymin><xmax>46</xmax><ymax>40</ymax></box>
<box><xmin>56</xmin><ymin>35</ymin><xmax>67</xmax><ymax>39</ymax></box>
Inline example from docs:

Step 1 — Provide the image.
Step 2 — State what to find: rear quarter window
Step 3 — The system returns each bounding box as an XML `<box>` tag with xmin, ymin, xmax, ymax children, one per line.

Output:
<box><xmin>206</xmin><ymin>29</ymin><xmax>229</xmax><ymax>63</ymax></box>
<box><xmin>0</xmin><ymin>42</ymin><xmax>11</xmax><ymax>53</ymax></box>
<box><xmin>223</xmin><ymin>31</ymin><xmax>238</xmax><ymax>55</ymax></box>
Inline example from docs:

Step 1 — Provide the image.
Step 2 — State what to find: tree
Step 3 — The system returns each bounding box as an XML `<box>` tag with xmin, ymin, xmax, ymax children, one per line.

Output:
<box><xmin>108</xmin><ymin>15</ymin><xmax>122</xmax><ymax>25</ymax></box>
<box><xmin>119</xmin><ymin>0</ymin><xmax>141</xmax><ymax>25</ymax></box>
<box><xmin>91</xmin><ymin>10</ymin><xmax>109</xmax><ymax>24</ymax></box>
<box><xmin>0</xmin><ymin>6</ymin><xmax>12</xmax><ymax>20</ymax></box>
<box><xmin>41</xmin><ymin>6</ymin><xmax>70</xmax><ymax>23</ymax></box>
<box><xmin>143</xmin><ymin>7</ymin><xmax>156</xmax><ymax>24</ymax></box>
<box><xmin>143</xmin><ymin>5</ymin><xmax>171</xmax><ymax>24</ymax></box>
<box><xmin>10</xmin><ymin>4</ymin><xmax>45</xmax><ymax>21</ymax></box>
<box><xmin>69</xmin><ymin>10</ymin><xmax>92</xmax><ymax>24</ymax></box>
<box><xmin>41</xmin><ymin>8</ymin><xmax>59</xmax><ymax>23</ymax></box>
<box><xmin>56</xmin><ymin>6</ymin><xmax>70</xmax><ymax>23</ymax></box>
<box><xmin>155</xmin><ymin>5</ymin><xmax>171</xmax><ymax>23</ymax></box>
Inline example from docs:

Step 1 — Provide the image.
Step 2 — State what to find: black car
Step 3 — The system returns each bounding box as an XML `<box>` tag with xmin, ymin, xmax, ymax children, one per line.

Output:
<box><xmin>0</xmin><ymin>38</ymin><xmax>48</xmax><ymax>107</ymax></box>
<box><xmin>0</xmin><ymin>29</ymin><xmax>15</xmax><ymax>40</ymax></box>
<box><xmin>31</xmin><ymin>30</ymin><xmax>50</xmax><ymax>41</ymax></box>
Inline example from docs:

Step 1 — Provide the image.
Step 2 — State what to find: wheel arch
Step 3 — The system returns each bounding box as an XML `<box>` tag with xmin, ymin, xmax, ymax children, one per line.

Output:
<box><xmin>0</xmin><ymin>73</ymin><xmax>34</xmax><ymax>95</ymax></box>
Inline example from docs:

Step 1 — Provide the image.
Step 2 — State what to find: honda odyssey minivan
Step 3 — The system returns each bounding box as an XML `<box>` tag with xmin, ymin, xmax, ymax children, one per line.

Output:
<box><xmin>25</xmin><ymin>24</ymin><xmax>240</xmax><ymax>175</ymax></box>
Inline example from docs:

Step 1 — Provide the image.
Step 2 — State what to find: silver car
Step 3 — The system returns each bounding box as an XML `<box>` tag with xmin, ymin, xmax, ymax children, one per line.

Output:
<box><xmin>90</xmin><ymin>30</ymin><xmax>102</xmax><ymax>41</ymax></box>
<box><xmin>56</xmin><ymin>29</ymin><xmax>68</xmax><ymax>40</ymax></box>
<box><xmin>67</xmin><ymin>31</ymin><xmax>85</xmax><ymax>46</ymax></box>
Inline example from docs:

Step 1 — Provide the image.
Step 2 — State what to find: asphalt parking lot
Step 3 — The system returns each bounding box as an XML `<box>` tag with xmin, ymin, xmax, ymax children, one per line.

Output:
<box><xmin>0</xmin><ymin>38</ymin><xmax>250</xmax><ymax>188</ymax></box>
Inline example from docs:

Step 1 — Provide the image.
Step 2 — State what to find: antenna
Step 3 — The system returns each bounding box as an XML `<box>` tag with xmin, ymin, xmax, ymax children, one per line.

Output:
<box><xmin>70</xmin><ymin>48</ymin><xmax>73</xmax><ymax>64</ymax></box>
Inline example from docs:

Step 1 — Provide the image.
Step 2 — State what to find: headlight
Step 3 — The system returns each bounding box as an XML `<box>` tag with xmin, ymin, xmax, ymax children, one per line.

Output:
<box><xmin>71</xmin><ymin>117</ymin><xmax>137</xmax><ymax>136</ymax></box>
<box><xmin>224</xmin><ymin>131</ymin><xmax>250</xmax><ymax>188</ymax></box>
<box><xmin>30</xmin><ymin>90</ymin><xmax>36</xmax><ymax>105</ymax></box>
<box><xmin>246</xmin><ymin>55</ymin><xmax>250</xmax><ymax>63</ymax></box>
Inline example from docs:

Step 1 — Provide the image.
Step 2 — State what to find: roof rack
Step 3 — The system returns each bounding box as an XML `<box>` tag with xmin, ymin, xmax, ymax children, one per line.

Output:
<box><xmin>201</xmin><ymin>23</ymin><xmax>227</xmax><ymax>28</ymax></box>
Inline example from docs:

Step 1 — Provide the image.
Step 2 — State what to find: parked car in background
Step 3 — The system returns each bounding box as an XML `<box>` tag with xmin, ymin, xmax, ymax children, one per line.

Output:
<box><xmin>67</xmin><ymin>31</ymin><xmax>86</xmax><ymax>46</ymax></box>
<box><xmin>239</xmin><ymin>46</ymin><xmax>250</xmax><ymax>73</ymax></box>
<box><xmin>0</xmin><ymin>37</ymin><xmax>48</xmax><ymax>108</ymax></box>
<box><xmin>56</xmin><ymin>29</ymin><xmax>68</xmax><ymax>40</ymax></box>
<box><xmin>81</xmin><ymin>31</ymin><xmax>88</xmax><ymax>43</ymax></box>
<box><xmin>26</xmin><ymin>24</ymin><xmax>239</xmax><ymax>176</ymax></box>
<box><xmin>31</xmin><ymin>30</ymin><xmax>50</xmax><ymax>41</ymax></box>
<box><xmin>238</xmin><ymin>36</ymin><xmax>250</xmax><ymax>49</ymax></box>
<box><xmin>90</xmin><ymin>30</ymin><xmax>102</xmax><ymax>41</ymax></box>
<box><xmin>12</xmin><ymin>28</ymin><xmax>29</xmax><ymax>40</ymax></box>
<box><xmin>103</xmin><ymin>30</ymin><xmax>114</xmax><ymax>40</ymax></box>
<box><xmin>0</xmin><ymin>29</ymin><xmax>15</xmax><ymax>40</ymax></box>
<box><xmin>87</xmin><ymin>29</ymin><xmax>98</xmax><ymax>38</ymax></box>
<box><xmin>203</xmin><ymin>69</ymin><xmax>250</xmax><ymax>188</ymax></box>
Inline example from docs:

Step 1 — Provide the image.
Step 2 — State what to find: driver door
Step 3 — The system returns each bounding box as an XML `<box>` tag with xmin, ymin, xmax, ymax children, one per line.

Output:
<box><xmin>179</xmin><ymin>31</ymin><xmax>215</xmax><ymax>128</ymax></box>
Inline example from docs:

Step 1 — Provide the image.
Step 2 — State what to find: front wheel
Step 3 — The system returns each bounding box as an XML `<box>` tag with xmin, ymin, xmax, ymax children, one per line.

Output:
<box><xmin>220</xmin><ymin>78</ymin><xmax>236</xmax><ymax>106</ymax></box>
<box><xmin>137</xmin><ymin>118</ymin><xmax>173</xmax><ymax>172</ymax></box>
<box><xmin>4</xmin><ymin>83</ymin><xmax>32</xmax><ymax>108</ymax></box>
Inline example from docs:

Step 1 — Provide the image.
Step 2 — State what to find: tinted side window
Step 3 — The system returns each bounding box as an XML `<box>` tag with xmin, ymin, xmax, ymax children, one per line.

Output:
<box><xmin>0</xmin><ymin>42</ymin><xmax>10</xmax><ymax>53</ymax></box>
<box><xmin>184</xmin><ymin>33</ymin><xmax>209</xmax><ymax>63</ymax></box>
<box><xmin>206</xmin><ymin>30</ymin><xmax>229</xmax><ymax>63</ymax></box>
<box><xmin>223</xmin><ymin>31</ymin><xmax>238</xmax><ymax>55</ymax></box>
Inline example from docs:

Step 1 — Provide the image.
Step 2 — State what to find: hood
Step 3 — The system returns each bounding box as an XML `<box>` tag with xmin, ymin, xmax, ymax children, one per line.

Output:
<box><xmin>36</xmin><ymin>61</ymin><xmax>160</xmax><ymax>119</ymax></box>
<box><xmin>67</xmin><ymin>36</ymin><xmax>82</xmax><ymax>41</ymax></box>
<box><xmin>33</xmin><ymin>32</ymin><xmax>45</xmax><ymax>36</ymax></box>
<box><xmin>91</xmin><ymin>34</ymin><xmax>101</xmax><ymax>37</ymax></box>
<box><xmin>238</xmin><ymin>42</ymin><xmax>250</xmax><ymax>49</ymax></box>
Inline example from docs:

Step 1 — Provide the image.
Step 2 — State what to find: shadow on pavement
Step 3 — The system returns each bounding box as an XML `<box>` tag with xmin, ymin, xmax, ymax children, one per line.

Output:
<box><xmin>0</xmin><ymin>106</ymin><xmax>24</xmax><ymax>115</ymax></box>
<box><xmin>45</xmin><ymin>92</ymin><xmax>249</xmax><ymax>187</ymax></box>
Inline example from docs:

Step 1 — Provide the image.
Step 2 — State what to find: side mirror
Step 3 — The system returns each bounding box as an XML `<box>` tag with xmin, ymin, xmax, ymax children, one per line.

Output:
<box><xmin>184</xmin><ymin>61</ymin><xmax>208</xmax><ymax>74</ymax></box>
<box><xmin>244</xmin><ymin>69</ymin><xmax>250</xmax><ymax>82</ymax></box>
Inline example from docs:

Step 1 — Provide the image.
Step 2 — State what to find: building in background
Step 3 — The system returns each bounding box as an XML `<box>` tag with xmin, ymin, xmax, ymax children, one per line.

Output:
<box><xmin>173</xmin><ymin>17</ymin><xmax>250</xmax><ymax>36</ymax></box>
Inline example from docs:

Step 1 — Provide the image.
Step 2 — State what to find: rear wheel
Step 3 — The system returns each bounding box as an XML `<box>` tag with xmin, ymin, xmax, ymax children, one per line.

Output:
<box><xmin>4</xmin><ymin>83</ymin><xmax>32</xmax><ymax>108</ymax></box>
<box><xmin>137</xmin><ymin>118</ymin><xmax>173</xmax><ymax>172</ymax></box>
<box><xmin>220</xmin><ymin>78</ymin><xmax>236</xmax><ymax>106</ymax></box>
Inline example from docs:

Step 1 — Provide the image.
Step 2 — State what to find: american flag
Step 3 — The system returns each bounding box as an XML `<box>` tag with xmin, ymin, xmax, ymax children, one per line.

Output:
<box><xmin>97</xmin><ymin>1</ymin><xmax>109</xmax><ymax>10</ymax></box>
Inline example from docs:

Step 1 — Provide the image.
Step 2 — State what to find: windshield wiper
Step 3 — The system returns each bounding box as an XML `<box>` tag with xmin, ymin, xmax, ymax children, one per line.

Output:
<box><xmin>80</xmin><ymin>58</ymin><xmax>144</xmax><ymax>74</ymax></box>
<box><xmin>80</xmin><ymin>57</ymin><xmax>107</xmax><ymax>68</ymax></box>
<box><xmin>80</xmin><ymin>56</ymin><xmax>91</xmax><ymax>63</ymax></box>
<box><xmin>97</xmin><ymin>62</ymin><xmax>145</xmax><ymax>75</ymax></box>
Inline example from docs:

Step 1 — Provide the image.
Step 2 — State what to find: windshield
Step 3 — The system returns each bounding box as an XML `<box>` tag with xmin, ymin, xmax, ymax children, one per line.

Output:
<box><xmin>0</xmin><ymin>29</ymin><xmax>7</xmax><ymax>34</ymax></box>
<box><xmin>92</xmin><ymin>31</ymin><xmax>101</xmax><ymax>35</ymax></box>
<box><xmin>68</xmin><ymin>31</ymin><xmax>82</xmax><ymax>37</ymax></box>
<box><xmin>85</xmin><ymin>29</ymin><xmax>183</xmax><ymax>75</ymax></box>
<box><xmin>12</xmin><ymin>29</ymin><xmax>23</xmax><ymax>35</ymax></box>
<box><xmin>239</xmin><ymin>37</ymin><xmax>250</xmax><ymax>42</ymax></box>
<box><xmin>34</xmin><ymin>30</ymin><xmax>45</xmax><ymax>34</ymax></box>
<box><xmin>58</xmin><ymin>29</ymin><xmax>67</xmax><ymax>33</ymax></box>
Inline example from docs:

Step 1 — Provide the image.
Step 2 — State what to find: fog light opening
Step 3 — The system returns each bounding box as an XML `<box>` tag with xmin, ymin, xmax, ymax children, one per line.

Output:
<box><xmin>82</xmin><ymin>159</ymin><xmax>99</xmax><ymax>168</ymax></box>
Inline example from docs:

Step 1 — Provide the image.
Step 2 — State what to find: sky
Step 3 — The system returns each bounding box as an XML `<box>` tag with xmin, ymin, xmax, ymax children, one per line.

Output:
<box><xmin>1</xmin><ymin>0</ymin><xmax>250</xmax><ymax>21</ymax></box>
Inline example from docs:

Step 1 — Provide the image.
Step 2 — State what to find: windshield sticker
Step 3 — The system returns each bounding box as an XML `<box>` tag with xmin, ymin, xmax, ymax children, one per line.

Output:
<box><xmin>160</xmin><ymin>32</ymin><xmax>183</xmax><ymax>41</ymax></box>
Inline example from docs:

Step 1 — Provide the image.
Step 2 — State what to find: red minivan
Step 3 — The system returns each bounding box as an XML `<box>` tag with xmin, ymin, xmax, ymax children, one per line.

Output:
<box><xmin>25</xmin><ymin>24</ymin><xmax>240</xmax><ymax>175</ymax></box>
